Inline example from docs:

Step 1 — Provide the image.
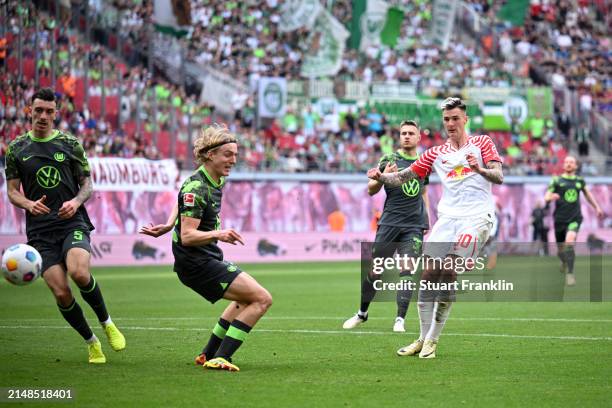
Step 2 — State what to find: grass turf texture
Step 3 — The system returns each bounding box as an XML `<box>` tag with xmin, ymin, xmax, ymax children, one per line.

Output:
<box><xmin>1</xmin><ymin>257</ymin><xmax>610</xmax><ymax>407</ymax></box>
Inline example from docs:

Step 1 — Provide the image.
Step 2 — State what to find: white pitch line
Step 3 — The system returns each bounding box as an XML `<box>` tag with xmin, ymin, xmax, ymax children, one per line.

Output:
<box><xmin>1</xmin><ymin>316</ymin><xmax>611</xmax><ymax>323</ymax></box>
<box><xmin>0</xmin><ymin>325</ymin><xmax>611</xmax><ymax>342</ymax></box>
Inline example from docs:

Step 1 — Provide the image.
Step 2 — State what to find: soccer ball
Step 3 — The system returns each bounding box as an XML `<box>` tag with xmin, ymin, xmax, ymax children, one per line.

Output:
<box><xmin>1</xmin><ymin>244</ymin><xmax>43</xmax><ymax>286</ymax></box>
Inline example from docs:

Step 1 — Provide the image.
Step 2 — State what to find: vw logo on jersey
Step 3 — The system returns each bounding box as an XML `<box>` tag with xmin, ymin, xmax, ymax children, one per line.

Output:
<box><xmin>402</xmin><ymin>179</ymin><xmax>420</xmax><ymax>197</ymax></box>
<box><xmin>36</xmin><ymin>165</ymin><xmax>61</xmax><ymax>189</ymax></box>
<box><xmin>564</xmin><ymin>189</ymin><xmax>578</xmax><ymax>203</ymax></box>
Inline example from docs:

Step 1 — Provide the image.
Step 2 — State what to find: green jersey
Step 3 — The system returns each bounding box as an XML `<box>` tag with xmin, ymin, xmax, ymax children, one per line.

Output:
<box><xmin>4</xmin><ymin>130</ymin><xmax>94</xmax><ymax>236</ymax></box>
<box><xmin>547</xmin><ymin>175</ymin><xmax>586</xmax><ymax>223</ymax></box>
<box><xmin>172</xmin><ymin>166</ymin><xmax>225</xmax><ymax>266</ymax></box>
<box><xmin>377</xmin><ymin>150</ymin><xmax>429</xmax><ymax>229</ymax></box>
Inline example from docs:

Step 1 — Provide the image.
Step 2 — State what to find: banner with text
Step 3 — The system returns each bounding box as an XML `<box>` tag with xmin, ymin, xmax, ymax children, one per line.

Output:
<box><xmin>430</xmin><ymin>0</ymin><xmax>458</xmax><ymax>50</ymax></box>
<box><xmin>0</xmin><ymin>232</ymin><xmax>374</xmax><ymax>266</ymax></box>
<box><xmin>0</xmin><ymin>171</ymin><xmax>610</xmax><ymax>243</ymax></box>
<box><xmin>89</xmin><ymin>158</ymin><xmax>179</xmax><ymax>192</ymax></box>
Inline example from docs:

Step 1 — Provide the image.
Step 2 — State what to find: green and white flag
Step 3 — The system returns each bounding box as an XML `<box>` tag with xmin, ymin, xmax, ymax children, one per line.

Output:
<box><xmin>258</xmin><ymin>77</ymin><xmax>287</xmax><ymax>118</ymax></box>
<box><xmin>351</xmin><ymin>0</ymin><xmax>404</xmax><ymax>51</ymax></box>
<box><xmin>430</xmin><ymin>0</ymin><xmax>458</xmax><ymax>50</ymax></box>
<box><xmin>153</xmin><ymin>0</ymin><xmax>191</xmax><ymax>37</ymax></box>
<box><xmin>300</xmin><ymin>9</ymin><xmax>350</xmax><ymax>78</ymax></box>
<box><xmin>279</xmin><ymin>0</ymin><xmax>322</xmax><ymax>32</ymax></box>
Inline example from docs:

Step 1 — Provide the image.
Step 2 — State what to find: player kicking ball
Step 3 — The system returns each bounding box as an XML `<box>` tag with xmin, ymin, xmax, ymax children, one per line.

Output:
<box><xmin>368</xmin><ymin>97</ymin><xmax>503</xmax><ymax>358</ymax></box>
<box><xmin>140</xmin><ymin>125</ymin><xmax>272</xmax><ymax>372</ymax></box>
<box><xmin>5</xmin><ymin>88</ymin><xmax>125</xmax><ymax>363</ymax></box>
<box><xmin>343</xmin><ymin>120</ymin><xmax>430</xmax><ymax>332</ymax></box>
<box><xmin>544</xmin><ymin>156</ymin><xmax>604</xmax><ymax>286</ymax></box>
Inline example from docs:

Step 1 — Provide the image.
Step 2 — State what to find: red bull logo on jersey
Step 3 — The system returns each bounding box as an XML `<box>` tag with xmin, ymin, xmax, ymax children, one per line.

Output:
<box><xmin>446</xmin><ymin>165</ymin><xmax>473</xmax><ymax>180</ymax></box>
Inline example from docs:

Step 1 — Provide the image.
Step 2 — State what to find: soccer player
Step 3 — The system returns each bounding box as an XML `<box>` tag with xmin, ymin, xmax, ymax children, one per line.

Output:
<box><xmin>343</xmin><ymin>120</ymin><xmax>430</xmax><ymax>332</ymax></box>
<box><xmin>544</xmin><ymin>155</ymin><xmax>604</xmax><ymax>286</ymax></box>
<box><xmin>368</xmin><ymin>97</ymin><xmax>503</xmax><ymax>358</ymax></box>
<box><xmin>4</xmin><ymin>88</ymin><xmax>125</xmax><ymax>364</ymax></box>
<box><xmin>140</xmin><ymin>125</ymin><xmax>272</xmax><ymax>372</ymax></box>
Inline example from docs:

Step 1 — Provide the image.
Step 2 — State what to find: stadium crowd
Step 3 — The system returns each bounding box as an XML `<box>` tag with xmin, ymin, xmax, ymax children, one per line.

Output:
<box><xmin>1</xmin><ymin>0</ymin><xmax>608</xmax><ymax>175</ymax></box>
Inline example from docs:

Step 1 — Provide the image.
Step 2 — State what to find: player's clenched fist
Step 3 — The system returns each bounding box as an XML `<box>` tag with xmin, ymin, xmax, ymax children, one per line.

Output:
<box><xmin>465</xmin><ymin>153</ymin><xmax>482</xmax><ymax>173</ymax></box>
<box><xmin>367</xmin><ymin>168</ymin><xmax>382</xmax><ymax>180</ymax></box>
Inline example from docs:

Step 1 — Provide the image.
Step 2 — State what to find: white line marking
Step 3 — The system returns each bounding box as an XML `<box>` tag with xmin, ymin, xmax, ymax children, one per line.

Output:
<box><xmin>1</xmin><ymin>316</ymin><xmax>611</xmax><ymax>323</ymax></box>
<box><xmin>0</xmin><ymin>325</ymin><xmax>610</xmax><ymax>342</ymax></box>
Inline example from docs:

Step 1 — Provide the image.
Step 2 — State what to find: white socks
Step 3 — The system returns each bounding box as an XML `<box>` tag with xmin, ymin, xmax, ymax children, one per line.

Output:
<box><xmin>101</xmin><ymin>316</ymin><xmax>113</xmax><ymax>326</ymax></box>
<box><xmin>426</xmin><ymin>301</ymin><xmax>453</xmax><ymax>341</ymax></box>
<box><xmin>86</xmin><ymin>334</ymin><xmax>98</xmax><ymax>344</ymax></box>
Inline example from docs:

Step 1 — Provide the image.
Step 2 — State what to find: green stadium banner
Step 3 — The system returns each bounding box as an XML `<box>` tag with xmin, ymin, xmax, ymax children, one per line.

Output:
<box><xmin>474</xmin><ymin>87</ymin><xmax>554</xmax><ymax>131</ymax></box>
<box><xmin>497</xmin><ymin>0</ymin><xmax>530</xmax><ymax>27</ymax></box>
<box><xmin>349</xmin><ymin>0</ymin><xmax>367</xmax><ymax>49</ymax></box>
<box><xmin>351</xmin><ymin>0</ymin><xmax>404</xmax><ymax>51</ymax></box>
<box><xmin>380</xmin><ymin>8</ymin><xmax>404</xmax><ymax>48</ymax></box>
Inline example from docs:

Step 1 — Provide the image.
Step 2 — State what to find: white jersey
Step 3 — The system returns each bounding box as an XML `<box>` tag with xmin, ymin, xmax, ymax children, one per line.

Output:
<box><xmin>410</xmin><ymin>135</ymin><xmax>502</xmax><ymax>218</ymax></box>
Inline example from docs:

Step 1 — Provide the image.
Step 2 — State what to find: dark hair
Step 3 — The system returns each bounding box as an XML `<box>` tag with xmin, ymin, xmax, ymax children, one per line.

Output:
<box><xmin>399</xmin><ymin>120</ymin><xmax>419</xmax><ymax>129</ymax></box>
<box><xmin>440</xmin><ymin>97</ymin><xmax>466</xmax><ymax>111</ymax></box>
<box><xmin>30</xmin><ymin>88</ymin><xmax>56</xmax><ymax>105</ymax></box>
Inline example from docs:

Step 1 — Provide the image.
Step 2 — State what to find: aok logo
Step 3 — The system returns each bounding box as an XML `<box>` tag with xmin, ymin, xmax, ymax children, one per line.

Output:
<box><xmin>36</xmin><ymin>166</ymin><xmax>61</xmax><ymax>188</ymax></box>
<box><xmin>402</xmin><ymin>179</ymin><xmax>420</xmax><ymax>197</ymax></box>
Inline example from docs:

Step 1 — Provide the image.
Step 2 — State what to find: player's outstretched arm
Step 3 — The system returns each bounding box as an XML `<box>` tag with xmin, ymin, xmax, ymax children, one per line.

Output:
<box><xmin>583</xmin><ymin>187</ymin><xmax>604</xmax><ymax>218</ymax></box>
<box><xmin>368</xmin><ymin>167</ymin><xmax>417</xmax><ymax>187</ymax></box>
<box><xmin>140</xmin><ymin>204</ymin><xmax>179</xmax><ymax>237</ymax></box>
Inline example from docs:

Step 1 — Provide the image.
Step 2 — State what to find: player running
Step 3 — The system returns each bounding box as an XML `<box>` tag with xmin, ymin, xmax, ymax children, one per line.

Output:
<box><xmin>368</xmin><ymin>97</ymin><xmax>503</xmax><ymax>358</ymax></box>
<box><xmin>544</xmin><ymin>155</ymin><xmax>604</xmax><ymax>286</ymax></box>
<box><xmin>343</xmin><ymin>120</ymin><xmax>430</xmax><ymax>332</ymax></box>
<box><xmin>4</xmin><ymin>88</ymin><xmax>125</xmax><ymax>364</ymax></box>
<box><xmin>140</xmin><ymin>125</ymin><xmax>272</xmax><ymax>372</ymax></box>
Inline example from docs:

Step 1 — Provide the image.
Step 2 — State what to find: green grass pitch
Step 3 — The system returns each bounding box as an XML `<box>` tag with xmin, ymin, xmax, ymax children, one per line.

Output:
<box><xmin>1</xmin><ymin>258</ymin><xmax>611</xmax><ymax>407</ymax></box>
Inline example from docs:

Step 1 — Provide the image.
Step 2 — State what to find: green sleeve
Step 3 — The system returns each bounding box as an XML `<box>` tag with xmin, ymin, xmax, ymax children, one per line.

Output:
<box><xmin>378</xmin><ymin>154</ymin><xmax>394</xmax><ymax>172</ymax></box>
<box><xmin>72</xmin><ymin>140</ymin><xmax>91</xmax><ymax>178</ymax></box>
<box><xmin>4</xmin><ymin>143</ymin><xmax>20</xmax><ymax>180</ymax></box>
<box><xmin>547</xmin><ymin>177</ymin><xmax>558</xmax><ymax>193</ymax></box>
<box><xmin>178</xmin><ymin>180</ymin><xmax>206</xmax><ymax>219</ymax></box>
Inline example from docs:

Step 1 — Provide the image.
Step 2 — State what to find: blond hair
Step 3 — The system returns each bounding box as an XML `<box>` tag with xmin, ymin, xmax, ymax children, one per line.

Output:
<box><xmin>193</xmin><ymin>124</ymin><xmax>237</xmax><ymax>165</ymax></box>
